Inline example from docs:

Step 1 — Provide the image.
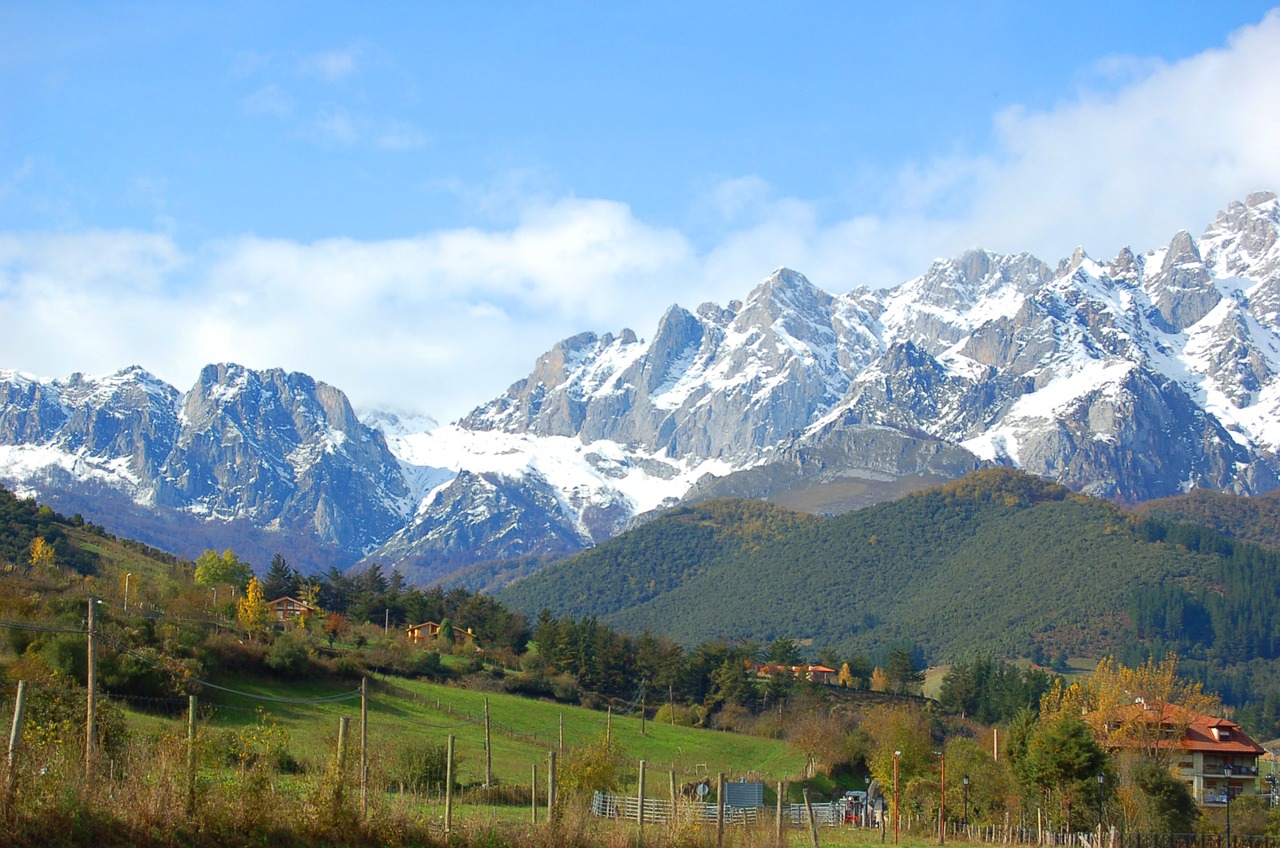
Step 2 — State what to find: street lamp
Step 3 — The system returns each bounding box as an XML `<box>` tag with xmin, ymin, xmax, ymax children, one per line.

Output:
<box><xmin>1223</xmin><ymin>763</ymin><xmax>1233</xmax><ymax>848</ymax></box>
<box><xmin>124</xmin><ymin>572</ymin><xmax>133</xmax><ymax>614</ymax></box>
<box><xmin>893</xmin><ymin>751</ymin><xmax>901</xmax><ymax>845</ymax></box>
<box><xmin>962</xmin><ymin>774</ymin><xmax>970</xmax><ymax>829</ymax></box>
<box><xmin>1097</xmin><ymin>772</ymin><xmax>1105</xmax><ymax>833</ymax></box>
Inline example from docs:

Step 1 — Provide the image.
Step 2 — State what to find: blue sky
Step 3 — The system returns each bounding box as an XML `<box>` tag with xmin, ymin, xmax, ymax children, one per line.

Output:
<box><xmin>3</xmin><ymin>3</ymin><xmax>1280</xmax><ymax>421</ymax></box>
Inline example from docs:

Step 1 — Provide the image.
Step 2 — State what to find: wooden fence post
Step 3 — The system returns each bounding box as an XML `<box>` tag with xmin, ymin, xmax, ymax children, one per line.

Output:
<box><xmin>484</xmin><ymin>697</ymin><xmax>492</xmax><ymax>788</ymax></box>
<box><xmin>638</xmin><ymin>759</ymin><xmax>646</xmax><ymax>836</ymax></box>
<box><xmin>669</xmin><ymin>770</ymin><xmax>677</xmax><ymax>828</ymax></box>
<box><xmin>444</xmin><ymin>734</ymin><xmax>454</xmax><ymax>834</ymax></box>
<box><xmin>548</xmin><ymin>750</ymin><xmax>557</xmax><ymax>826</ymax></box>
<box><xmin>531</xmin><ymin>762</ymin><xmax>538</xmax><ymax>824</ymax></box>
<box><xmin>336</xmin><ymin>716</ymin><xmax>349</xmax><ymax>808</ymax></box>
<box><xmin>6</xmin><ymin>680</ymin><xmax>27</xmax><ymax>804</ymax></box>
<box><xmin>803</xmin><ymin>787</ymin><xmax>820</xmax><ymax>848</ymax></box>
<box><xmin>185</xmin><ymin>695</ymin><xmax>197</xmax><ymax>817</ymax></box>
<box><xmin>360</xmin><ymin>677</ymin><xmax>368</xmax><ymax>816</ymax></box>
<box><xmin>716</xmin><ymin>772</ymin><xmax>725</xmax><ymax>848</ymax></box>
<box><xmin>776</xmin><ymin>780</ymin><xmax>785</xmax><ymax>847</ymax></box>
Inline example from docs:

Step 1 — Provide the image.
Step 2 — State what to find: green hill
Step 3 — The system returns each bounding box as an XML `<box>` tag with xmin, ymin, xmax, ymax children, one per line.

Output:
<box><xmin>498</xmin><ymin>469</ymin><xmax>1273</xmax><ymax>666</ymax></box>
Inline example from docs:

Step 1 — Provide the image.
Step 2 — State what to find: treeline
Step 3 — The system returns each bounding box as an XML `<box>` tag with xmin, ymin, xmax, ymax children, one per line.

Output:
<box><xmin>937</xmin><ymin>656</ymin><xmax>1058</xmax><ymax>724</ymax></box>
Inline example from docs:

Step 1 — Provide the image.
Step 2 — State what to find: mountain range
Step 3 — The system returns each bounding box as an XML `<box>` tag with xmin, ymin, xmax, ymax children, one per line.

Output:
<box><xmin>2</xmin><ymin>191</ymin><xmax>1279</xmax><ymax>580</ymax></box>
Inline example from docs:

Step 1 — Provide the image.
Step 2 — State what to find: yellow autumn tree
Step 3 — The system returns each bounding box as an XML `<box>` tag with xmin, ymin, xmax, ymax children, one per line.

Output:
<box><xmin>869</xmin><ymin>666</ymin><xmax>890</xmax><ymax>692</ymax></box>
<box><xmin>1041</xmin><ymin>653</ymin><xmax>1219</xmax><ymax>766</ymax></box>
<box><xmin>838</xmin><ymin>662</ymin><xmax>855</xmax><ymax>688</ymax></box>
<box><xmin>237</xmin><ymin>577</ymin><xmax>269</xmax><ymax>640</ymax></box>
<box><xmin>28</xmin><ymin>536</ymin><xmax>56</xmax><ymax>571</ymax></box>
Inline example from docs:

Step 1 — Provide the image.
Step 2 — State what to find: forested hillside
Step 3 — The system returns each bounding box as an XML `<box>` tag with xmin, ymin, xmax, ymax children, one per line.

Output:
<box><xmin>495</xmin><ymin>498</ymin><xmax>820</xmax><ymax>620</ymax></box>
<box><xmin>499</xmin><ymin>469</ymin><xmax>1280</xmax><ymax>675</ymax></box>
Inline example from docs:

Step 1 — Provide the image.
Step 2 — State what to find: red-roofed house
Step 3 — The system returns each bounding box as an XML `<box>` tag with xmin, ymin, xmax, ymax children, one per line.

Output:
<box><xmin>1177</xmin><ymin>714</ymin><xmax>1265</xmax><ymax>804</ymax></box>
<box><xmin>748</xmin><ymin>662</ymin><xmax>839</xmax><ymax>685</ymax></box>
<box><xmin>1098</xmin><ymin>700</ymin><xmax>1264</xmax><ymax>805</ymax></box>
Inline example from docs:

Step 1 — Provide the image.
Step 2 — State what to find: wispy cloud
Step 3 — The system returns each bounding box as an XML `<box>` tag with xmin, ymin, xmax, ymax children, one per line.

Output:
<box><xmin>299</xmin><ymin>44</ymin><xmax>364</xmax><ymax>83</ymax></box>
<box><xmin>377</xmin><ymin>120</ymin><xmax>428</xmax><ymax>151</ymax></box>
<box><xmin>243</xmin><ymin>83</ymin><xmax>293</xmax><ymax>117</ymax></box>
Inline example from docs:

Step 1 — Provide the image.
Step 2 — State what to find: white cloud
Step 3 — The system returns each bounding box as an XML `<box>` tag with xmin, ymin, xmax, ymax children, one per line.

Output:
<box><xmin>377</xmin><ymin>120</ymin><xmax>428</xmax><ymax>151</ymax></box>
<box><xmin>3</xmin><ymin>12</ymin><xmax>1280</xmax><ymax>423</ymax></box>
<box><xmin>0</xmin><ymin>201</ymin><xmax>698</xmax><ymax>421</ymax></box>
<box><xmin>299</xmin><ymin>45</ymin><xmax>364</xmax><ymax>83</ymax></box>
<box><xmin>243</xmin><ymin>84</ymin><xmax>293</xmax><ymax>117</ymax></box>
<box><xmin>313</xmin><ymin>107</ymin><xmax>360</xmax><ymax>146</ymax></box>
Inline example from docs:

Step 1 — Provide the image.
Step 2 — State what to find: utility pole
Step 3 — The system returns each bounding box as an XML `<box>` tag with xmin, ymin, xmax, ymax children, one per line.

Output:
<box><xmin>938</xmin><ymin>749</ymin><xmax>946</xmax><ymax>845</ymax></box>
<box><xmin>85</xmin><ymin>596</ymin><xmax>97</xmax><ymax>776</ymax></box>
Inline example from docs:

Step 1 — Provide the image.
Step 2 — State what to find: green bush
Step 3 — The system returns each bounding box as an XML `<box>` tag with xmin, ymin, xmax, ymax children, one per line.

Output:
<box><xmin>265</xmin><ymin>631</ymin><xmax>311</xmax><ymax>677</ymax></box>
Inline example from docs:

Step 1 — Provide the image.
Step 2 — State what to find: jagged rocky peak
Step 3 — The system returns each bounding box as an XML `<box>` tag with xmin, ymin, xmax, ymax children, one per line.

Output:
<box><xmin>1145</xmin><ymin>229</ymin><xmax>1219</xmax><ymax>333</ymax></box>
<box><xmin>932</xmin><ymin>249</ymin><xmax>1050</xmax><ymax>301</ymax></box>
<box><xmin>521</xmin><ymin>331</ymin><xmax>601</xmax><ymax>392</ymax></box>
<box><xmin>1058</xmin><ymin>246</ymin><xmax>1092</xmax><ymax>276</ymax></box>
<box><xmin>642</xmin><ymin>305</ymin><xmax>705</xmax><ymax>392</ymax></box>
<box><xmin>731</xmin><ymin>267</ymin><xmax>833</xmax><ymax>334</ymax></box>
<box><xmin>1107</xmin><ymin>246</ymin><xmax>1143</xmax><ymax>282</ymax></box>
<box><xmin>1203</xmin><ymin>190</ymin><xmax>1280</xmax><ymax>279</ymax></box>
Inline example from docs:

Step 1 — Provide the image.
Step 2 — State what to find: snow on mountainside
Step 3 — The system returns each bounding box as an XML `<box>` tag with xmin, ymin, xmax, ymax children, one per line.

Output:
<box><xmin>0</xmin><ymin>364</ymin><xmax>412</xmax><ymax>566</ymax></box>
<box><xmin>3</xmin><ymin>192</ymin><xmax>1280</xmax><ymax>580</ymax></box>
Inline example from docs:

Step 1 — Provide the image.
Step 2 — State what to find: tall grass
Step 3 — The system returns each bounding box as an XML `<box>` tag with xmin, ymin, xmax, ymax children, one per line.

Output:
<box><xmin>0</xmin><ymin>710</ymin><xmax>816</xmax><ymax>848</ymax></box>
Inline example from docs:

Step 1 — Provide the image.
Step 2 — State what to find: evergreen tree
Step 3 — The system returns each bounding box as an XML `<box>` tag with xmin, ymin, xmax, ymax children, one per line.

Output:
<box><xmin>885</xmin><ymin>647</ymin><xmax>923</xmax><ymax>694</ymax></box>
<box><xmin>261</xmin><ymin>553</ymin><xmax>298</xmax><ymax>601</ymax></box>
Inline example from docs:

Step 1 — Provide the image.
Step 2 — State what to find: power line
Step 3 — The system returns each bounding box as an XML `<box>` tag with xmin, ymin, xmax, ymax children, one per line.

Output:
<box><xmin>0</xmin><ymin>618</ymin><xmax>87</xmax><ymax>635</ymax></box>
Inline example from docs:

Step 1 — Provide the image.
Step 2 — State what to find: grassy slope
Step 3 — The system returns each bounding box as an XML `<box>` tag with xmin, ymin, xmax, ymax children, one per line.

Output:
<box><xmin>142</xmin><ymin>672</ymin><xmax>805</xmax><ymax>788</ymax></box>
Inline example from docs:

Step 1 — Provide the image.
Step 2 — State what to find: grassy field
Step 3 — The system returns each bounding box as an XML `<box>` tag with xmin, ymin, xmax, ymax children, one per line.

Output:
<box><xmin>119</xmin><ymin>670</ymin><xmax>807</xmax><ymax>791</ymax></box>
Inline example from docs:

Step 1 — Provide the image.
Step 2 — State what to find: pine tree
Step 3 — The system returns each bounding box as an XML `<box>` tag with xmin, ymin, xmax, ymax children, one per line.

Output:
<box><xmin>261</xmin><ymin>553</ymin><xmax>298</xmax><ymax>601</ymax></box>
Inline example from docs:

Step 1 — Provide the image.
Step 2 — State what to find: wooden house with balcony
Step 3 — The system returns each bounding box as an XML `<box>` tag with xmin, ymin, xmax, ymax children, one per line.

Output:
<box><xmin>266</xmin><ymin>596</ymin><xmax>318</xmax><ymax>623</ymax></box>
